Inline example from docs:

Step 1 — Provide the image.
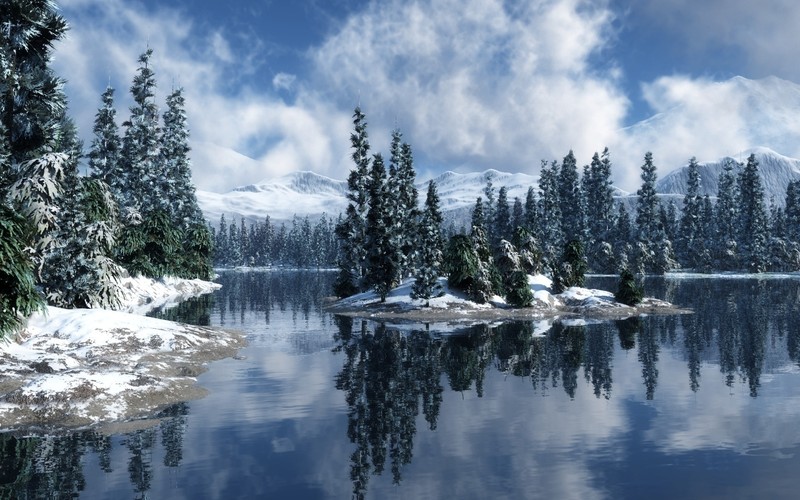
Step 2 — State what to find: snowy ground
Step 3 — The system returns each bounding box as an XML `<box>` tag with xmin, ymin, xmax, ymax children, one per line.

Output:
<box><xmin>328</xmin><ymin>274</ymin><xmax>685</xmax><ymax>325</ymax></box>
<box><xmin>0</xmin><ymin>276</ymin><xmax>244</xmax><ymax>432</ymax></box>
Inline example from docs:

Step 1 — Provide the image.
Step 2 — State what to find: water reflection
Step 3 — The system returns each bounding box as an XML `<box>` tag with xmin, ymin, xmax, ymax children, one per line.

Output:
<box><xmin>332</xmin><ymin>276</ymin><xmax>800</xmax><ymax>496</ymax></box>
<box><xmin>0</xmin><ymin>404</ymin><xmax>189</xmax><ymax>499</ymax></box>
<box><xmin>6</xmin><ymin>272</ymin><xmax>800</xmax><ymax>498</ymax></box>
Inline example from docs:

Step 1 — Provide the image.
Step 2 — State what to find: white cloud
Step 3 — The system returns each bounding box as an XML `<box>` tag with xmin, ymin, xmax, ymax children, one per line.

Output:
<box><xmin>310</xmin><ymin>0</ymin><xmax>629</xmax><ymax>177</ymax></box>
<box><xmin>272</xmin><ymin>72</ymin><xmax>296</xmax><ymax>91</ymax></box>
<box><xmin>54</xmin><ymin>0</ymin><xmax>353</xmax><ymax>192</ymax></box>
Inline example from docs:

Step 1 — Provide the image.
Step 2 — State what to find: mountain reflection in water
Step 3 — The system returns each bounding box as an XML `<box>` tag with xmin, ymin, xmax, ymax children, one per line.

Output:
<box><xmin>3</xmin><ymin>272</ymin><xmax>800</xmax><ymax>499</ymax></box>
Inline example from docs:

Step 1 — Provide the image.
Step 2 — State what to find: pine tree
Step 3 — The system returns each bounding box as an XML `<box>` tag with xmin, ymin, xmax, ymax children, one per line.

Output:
<box><xmin>494</xmin><ymin>239</ymin><xmax>534</xmax><ymax>307</ymax></box>
<box><xmin>737</xmin><ymin>153</ymin><xmax>769</xmax><ymax>272</ymax></box>
<box><xmin>558</xmin><ymin>150</ymin><xmax>583</xmax><ymax>243</ymax></box>
<box><xmin>391</xmin><ymin>133</ymin><xmax>419</xmax><ymax>277</ymax></box>
<box><xmin>677</xmin><ymin>157</ymin><xmax>702</xmax><ymax>268</ymax></box>
<box><xmin>511</xmin><ymin>197</ymin><xmax>524</xmax><ymax>235</ymax></box>
<box><xmin>523</xmin><ymin>186</ymin><xmax>538</xmax><ymax>234</ymax></box>
<box><xmin>335</xmin><ymin>106</ymin><xmax>371</xmax><ymax>296</ymax></box>
<box><xmin>365</xmin><ymin>154</ymin><xmax>400</xmax><ymax>301</ymax></box>
<box><xmin>552</xmin><ymin>239</ymin><xmax>587</xmax><ymax>293</ymax></box>
<box><xmin>585</xmin><ymin>148</ymin><xmax>616</xmax><ymax>272</ymax></box>
<box><xmin>470</xmin><ymin>198</ymin><xmax>497</xmax><ymax>303</ymax></box>
<box><xmin>635</xmin><ymin>152</ymin><xmax>674</xmax><ymax>274</ymax></box>
<box><xmin>494</xmin><ymin>186</ymin><xmax>511</xmax><ymax>246</ymax></box>
<box><xmin>613</xmin><ymin>204</ymin><xmax>633</xmax><ymax>270</ymax></box>
<box><xmin>444</xmin><ymin>234</ymin><xmax>480</xmax><ymax>293</ymax></box>
<box><xmin>411</xmin><ymin>181</ymin><xmax>444</xmax><ymax>303</ymax></box>
<box><xmin>615</xmin><ymin>268</ymin><xmax>643</xmax><ymax>306</ymax></box>
<box><xmin>714</xmin><ymin>158</ymin><xmax>740</xmax><ymax>270</ymax></box>
<box><xmin>785</xmin><ymin>180</ymin><xmax>800</xmax><ymax>244</ymax></box>
<box><xmin>88</xmin><ymin>86</ymin><xmax>123</xmax><ymax>203</ymax></box>
<box><xmin>538</xmin><ymin>160</ymin><xmax>562</xmax><ymax>273</ymax></box>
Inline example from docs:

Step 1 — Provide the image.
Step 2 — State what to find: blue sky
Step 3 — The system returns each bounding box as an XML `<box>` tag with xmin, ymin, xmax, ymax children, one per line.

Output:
<box><xmin>53</xmin><ymin>0</ymin><xmax>800</xmax><ymax>192</ymax></box>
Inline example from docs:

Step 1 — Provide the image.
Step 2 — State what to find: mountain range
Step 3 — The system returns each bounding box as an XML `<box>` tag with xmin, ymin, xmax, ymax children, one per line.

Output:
<box><xmin>197</xmin><ymin>75</ymin><xmax>800</xmax><ymax>223</ymax></box>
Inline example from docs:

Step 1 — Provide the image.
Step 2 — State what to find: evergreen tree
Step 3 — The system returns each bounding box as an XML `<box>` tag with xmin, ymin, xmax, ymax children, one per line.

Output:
<box><xmin>585</xmin><ymin>148</ymin><xmax>616</xmax><ymax>272</ymax></box>
<box><xmin>785</xmin><ymin>180</ymin><xmax>800</xmax><ymax>244</ymax></box>
<box><xmin>444</xmin><ymin>234</ymin><xmax>479</xmax><ymax>293</ymax></box>
<box><xmin>393</xmin><ymin>134</ymin><xmax>419</xmax><ymax>277</ymax></box>
<box><xmin>120</xmin><ymin>48</ymin><xmax>161</xmax><ymax>213</ymax></box>
<box><xmin>558</xmin><ymin>150</ymin><xmax>583</xmax><ymax>243</ymax></box>
<box><xmin>365</xmin><ymin>154</ymin><xmax>400</xmax><ymax>301</ymax></box>
<box><xmin>88</xmin><ymin>86</ymin><xmax>123</xmax><ymax>203</ymax></box>
<box><xmin>538</xmin><ymin>159</ymin><xmax>562</xmax><ymax>273</ymax></box>
<box><xmin>495</xmin><ymin>239</ymin><xmax>534</xmax><ymax>307</ymax></box>
<box><xmin>552</xmin><ymin>239</ymin><xmax>587</xmax><ymax>293</ymax></box>
<box><xmin>523</xmin><ymin>186</ymin><xmax>538</xmax><ymax>235</ymax></box>
<box><xmin>634</xmin><ymin>152</ymin><xmax>674</xmax><ymax>274</ymax></box>
<box><xmin>737</xmin><ymin>153</ymin><xmax>769</xmax><ymax>272</ymax></box>
<box><xmin>714</xmin><ymin>158</ymin><xmax>740</xmax><ymax>270</ymax></box>
<box><xmin>511</xmin><ymin>197</ymin><xmax>524</xmax><ymax>235</ymax></box>
<box><xmin>613</xmin><ymin>204</ymin><xmax>633</xmax><ymax>270</ymax></box>
<box><xmin>494</xmin><ymin>186</ymin><xmax>511</xmax><ymax>246</ymax></box>
<box><xmin>335</xmin><ymin>106</ymin><xmax>371</xmax><ymax>296</ymax></box>
<box><xmin>615</xmin><ymin>268</ymin><xmax>643</xmax><ymax>306</ymax></box>
<box><xmin>677</xmin><ymin>157</ymin><xmax>702</xmax><ymax>268</ymax></box>
<box><xmin>411</xmin><ymin>181</ymin><xmax>444</xmax><ymax>303</ymax></box>
<box><xmin>470</xmin><ymin>198</ymin><xmax>497</xmax><ymax>303</ymax></box>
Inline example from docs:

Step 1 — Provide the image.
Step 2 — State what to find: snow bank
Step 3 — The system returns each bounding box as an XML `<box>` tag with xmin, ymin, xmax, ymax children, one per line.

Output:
<box><xmin>328</xmin><ymin>274</ymin><xmax>685</xmax><ymax>323</ymax></box>
<box><xmin>0</xmin><ymin>275</ymin><xmax>242</xmax><ymax>431</ymax></box>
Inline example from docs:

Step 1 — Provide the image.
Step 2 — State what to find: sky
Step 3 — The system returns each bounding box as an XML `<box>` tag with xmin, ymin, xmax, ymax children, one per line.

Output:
<box><xmin>51</xmin><ymin>0</ymin><xmax>800</xmax><ymax>193</ymax></box>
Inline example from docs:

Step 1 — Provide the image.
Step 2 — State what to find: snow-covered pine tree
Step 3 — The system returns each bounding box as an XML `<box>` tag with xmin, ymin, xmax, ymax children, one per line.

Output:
<box><xmin>677</xmin><ymin>157</ymin><xmax>702</xmax><ymax>268</ymax></box>
<box><xmin>215</xmin><ymin>213</ymin><xmax>229</xmax><ymax>266</ymax></box>
<box><xmin>117</xmin><ymin>49</ymin><xmax>179</xmax><ymax>277</ymax></box>
<box><xmin>494</xmin><ymin>186</ymin><xmax>511</xmax><ymax>247</ymax></box>
<box><xmin>613</xmin><ymin>204</ymin><xmax>633</xmax><ymax>270</ymax></box>
<box><xmin>558</xmin><ymin>150</ymin><xmax>584</xmax><ymax>244</ymax></box>
<box><xmin>365</xmin><ymin>153</ymin><xmax>400</xmax><ymax>301</ymax></box>
<box><xmin>483</xmin><ymin>177</ymin><xmax>496</xmax><ymax>243</ymax></box>
<box><xmin>511</xmin><ymin>197</ymin><xmax>524</xmax><ymax>236</ymax></box>
<box><xmin>444</xmin><ymin>234</ymin><xmax>479</xmax><ymax>294</ymax></box>
<box><xmin>470</xmin><ymin>197</ymin><xmax>497</xmax><ymax>303</ymax></box>
<box><xmin>736</xmin><ymin>153</ymin><xmax>769</xmax><ymax>272</ymax></box>
<box><xmin>396</xmin><ymin>138</ymin><xmax>420</xmax><ymax>276</ymax></box>
<box><xmin>512</xmin><ymin>226</ymin><xmax>542</xmax><ymax>275</ymax></box>
<box><xmin>714</xmin><ymin>158</ymin><xmax>740</xmax><ymax>270</ymax></box>
<box><xmin>334</xmin><ymin>106</ymin><xmax>371</xmax><ymax>296</ymax></box>
<box><xmin>552</xmin><ymin>239</ymin><xmax>587</xmax><ymax>293</ymax></box>
<box><xmin>495</xmin><ymin>239</ymin><xmax>533</xmax><ymax>307</ymax></box>
<box><xmin>538</xmin><ymin>159</ymin><xmax>562</xmax><ymax>273</ymax></box>
<box><xmin>411</xmin><ymin>180</ymin><xmax>444</xmax><ymax>303</ymax></box>
<box><xmin>523</xmin><ymin>186</ymin><xmax>538</xmax><ymax>235</ymax></box>
<box><xmin>784</xmin><ymin>180</ymin><xmax>800</xmax><ymax>245</ymax></box>
<box><xmin>585</xmin><ymin>148</ymin><xmax>616</xmax><ymax>272</ymax></box>
<box><xmin>120</xmin><ymin>48</ymin><xmax>161</xmax><ymax>213</ymax></box>
<box><xmin>615</xmin><ymin>268</ymin><xmax>642</xmax><ymax>306</ymax></box>
<box><xmin>39</xmin><ymin>115</ymin><xmax>123</xmax><ymax>308</ymax></box>
<box><xmin>635</xmin><ymin>152</ymin><xmax>675</xmax><ymax>274</ymax></box>
<box><xmin>88</xmin><ymin>86</ymin><xmax>124</xmax><ymax>203</ymax></box>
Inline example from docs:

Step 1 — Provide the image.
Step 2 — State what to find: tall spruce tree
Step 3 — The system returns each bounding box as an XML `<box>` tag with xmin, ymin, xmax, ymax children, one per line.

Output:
<box><xmin>678</xmin><ymin>157</ymin><xmax>702</xmax><ymax>268</ymax></box>
<box><xmin>558</xmin><ymin>150</ymin><xmax>583</xmax><ymax>243</ymax></box>
<box><xmin>411</xmin><ymin>181</ymin><xmax>444</xmax><ymax>303</ymax></box>
<box><xmin>470</xmin><ymin>197</ymin><xmax>496</xmax><ymax>303</ymax></box>
<box><xmin>634</xmin><ymin>152</ymin><xmax>675</xmax><ymax>274</ymax></box>
<box><xmin>585</xmin><ymin>148</ymin><xmax>616</xmax><ymax>272</ymax></box>
<box><xmin>334</xmin><ymin>106</ymin><xmax>371</xmax><ymax>296</ymax></box>
<box><xmin>494</xmin><ymin>186</ymin><xmax>511</xmax><ymax>246</ymax></box>
<box><xmin>538</xmin><ymin>159</ymin><xmax>562</xmax><ymax>273</ymax></box>
<box><xmin>737</xmin><ymin>153</ymin><xmax>769</xmax><ymax>272</ymax></box>
<box><xmin>160</xmin><ymin>87</ymin><xmax>212</xmax><ymax>278</ymax></box>
<box><xmin>365</xmin><ymin>154</ymin><xmax>400</xmax><ymax>301</ymax></box>
<box><xmin>88</xmin><ymin>86</ymin><xmax>123</xmax><ymax>203</ymax></box>
<box><xmin>714</xmin><ymin>158</ymin><xmax>740</xmax><ymax>270</ymax></box>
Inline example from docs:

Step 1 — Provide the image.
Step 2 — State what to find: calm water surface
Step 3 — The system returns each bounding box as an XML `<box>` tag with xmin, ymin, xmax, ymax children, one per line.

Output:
<box><xmin>3</xmin><ymin>271</ymin><xmax>800</xmax><ymax>499</ymax></box>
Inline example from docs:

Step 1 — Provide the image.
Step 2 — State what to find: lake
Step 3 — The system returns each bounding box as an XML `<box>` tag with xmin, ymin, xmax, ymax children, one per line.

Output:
<box><xmin>3</xmin><ymin>271</ymin><xmax>800</xmax><ymax>499</ymax></box>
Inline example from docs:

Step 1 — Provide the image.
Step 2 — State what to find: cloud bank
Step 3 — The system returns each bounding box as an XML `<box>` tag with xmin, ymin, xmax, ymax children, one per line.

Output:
<box><xmin>53</xmin><ymin>0</ymin><xmax>800</xmax><ymax>194</ymax></box>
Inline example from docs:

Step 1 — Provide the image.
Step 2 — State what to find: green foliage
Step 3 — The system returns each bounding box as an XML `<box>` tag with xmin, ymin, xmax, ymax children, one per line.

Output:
<box><xmin>552</xmin><ymin>239</ymin><xmax>587</xmax><ymax>293</ymax></box>
<box><xmin>0</xmin><ymin>204</ymin><xmax>45</xmax><ymax>339</ymax></box>
<box><xmin>615</xmin><ymin>268</ymin><xmax>643</xmax><ymax>306</ymax></box>
<box><xmin>117</xmin><ymin>209</ymin><xmax>181</xmax><ymax>279</ymax></box>
<box><xmin>444</xmin><ymin>234</ymin><xmax>479</xmax><ymax>292</ymax></box>
<box><xmin>179</xmin><ymin>221</ymin><xmax>214</xmax><ymax>280</ymax></box>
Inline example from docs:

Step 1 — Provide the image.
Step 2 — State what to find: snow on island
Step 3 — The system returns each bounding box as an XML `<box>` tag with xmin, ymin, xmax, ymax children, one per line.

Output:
<box><xmin>0</xmin><ymin>276</ymin><xmax>244</xmax><ymax>432</ymax></box>
<box><xmin>327</xmin><ymin>274</ymin><xmax>687</xmax><ymax>323</ymax></box>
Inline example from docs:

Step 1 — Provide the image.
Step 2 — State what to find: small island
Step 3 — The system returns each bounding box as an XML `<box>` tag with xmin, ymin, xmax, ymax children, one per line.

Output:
<box><xmin>327</xmin><ymin>274</ymin><xmax>689</xmax><ymax>324</ymax></box>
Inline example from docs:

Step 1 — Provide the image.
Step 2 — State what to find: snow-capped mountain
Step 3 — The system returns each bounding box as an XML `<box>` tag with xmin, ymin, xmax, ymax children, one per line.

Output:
<box><xmin>197</xmin><ymin>171</ymin><xmax>349</xmax><ymax>223</ymax></box>
<box><xmin>197</xmin><ymin>169</ymin><xmax>543</xmax><ymax>223</ymax></box>
<box><xmin>656</xmin><ymin>147</ymin><xmax>800</xmax><ymax>204</ymax></box>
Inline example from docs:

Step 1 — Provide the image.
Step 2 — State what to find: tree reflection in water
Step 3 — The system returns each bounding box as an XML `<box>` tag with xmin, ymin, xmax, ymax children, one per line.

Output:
<box><xmin>333</xmin><ymin>277</ymin><xmax>800</xmax><ymax>497</ymax></box>
<box><xmin>0</xmin><ymin>403</ymin><xmax>189</xmax><ymax>499</ymax></box>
